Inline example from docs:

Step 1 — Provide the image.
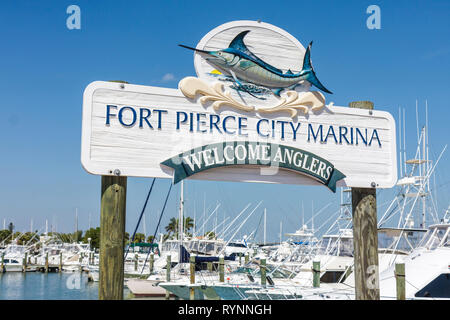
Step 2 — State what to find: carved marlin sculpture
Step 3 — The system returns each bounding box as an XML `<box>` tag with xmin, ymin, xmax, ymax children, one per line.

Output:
<box><xmin>179</xmin><ymin>30</ymin><xmax>332</xmax><ymax>97</ymax></box>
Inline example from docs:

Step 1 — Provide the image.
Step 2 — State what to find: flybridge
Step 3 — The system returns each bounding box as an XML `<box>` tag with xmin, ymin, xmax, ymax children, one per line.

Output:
<box><xmin>105</xmin><ymin>104</ymin><xmax>381</xmax><ymax>146</ymax></box>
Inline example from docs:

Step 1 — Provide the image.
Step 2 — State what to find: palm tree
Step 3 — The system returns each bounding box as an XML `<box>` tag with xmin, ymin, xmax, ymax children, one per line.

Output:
<box><xmin>164</xmin><ymin>216</ymin><xmax>195</xmax><ymax>239</ymax></box>
<box><xmin>165</xmin><ymin>218</ymin><xmax>178</xmax><ymax>239</ymax></box>
<box><xmin>184</xmin><ymin>217</ymin><xmax>194</xmax><ymax>232</ymax></box>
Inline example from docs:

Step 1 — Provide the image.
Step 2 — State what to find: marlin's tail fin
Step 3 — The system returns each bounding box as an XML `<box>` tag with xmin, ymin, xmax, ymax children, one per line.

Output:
<box><xmin>302</xmin><ymin>42</ymin><xmax>332</xmax><ymax>94</ymax></box>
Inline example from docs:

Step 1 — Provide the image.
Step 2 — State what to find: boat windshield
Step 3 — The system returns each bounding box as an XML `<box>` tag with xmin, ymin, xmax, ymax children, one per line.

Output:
<box><xmin>318</xmin><ymin>236</ymin><xmax>353</xmax><ymax>257</ymax></box>
<box><xmin>378</xmin><ymin>228</ymin><xmax>426</xmax><ymax>253</ymax></box>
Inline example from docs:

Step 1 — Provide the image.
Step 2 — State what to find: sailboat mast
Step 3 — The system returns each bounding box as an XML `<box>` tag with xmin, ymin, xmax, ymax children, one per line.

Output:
<box><xmin>143</xmin><ymin>211</ymin><xmax>147</xmax><ymax>239</ymax></box>
<box><xmin>179</xmin><ymin>180</ymin><xmax>184</xmax><ymax>263</ymax></box>
<box><xmin>75</xmin><ymin>208</ymin><xmax>78</xmax><ymax>242</ymax></box>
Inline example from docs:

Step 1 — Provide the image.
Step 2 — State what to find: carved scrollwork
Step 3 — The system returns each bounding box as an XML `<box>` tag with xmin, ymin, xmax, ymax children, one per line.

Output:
<box><xmin>179</xmin><ymin>77</ymin><xmax>330</xmax><ymax>118</ymax></box>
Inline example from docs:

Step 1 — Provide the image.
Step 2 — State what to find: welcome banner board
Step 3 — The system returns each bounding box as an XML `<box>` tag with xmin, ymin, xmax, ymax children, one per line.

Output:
<box><xmin>81</xmin><ymin>81</ymin><xmax>397</xmax><ymax>190</ymax></box>
<box><xmin>161</xmin><ymin>141</ymin><xmax>346</xmax><ymax>192</ymax></box>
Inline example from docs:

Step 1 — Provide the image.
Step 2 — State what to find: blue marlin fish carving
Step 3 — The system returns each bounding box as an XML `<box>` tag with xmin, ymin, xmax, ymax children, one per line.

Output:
<box><xmin>179</xmin><ymin>30</ymin><xmax>332</xmax><ymax>97</ymax></box>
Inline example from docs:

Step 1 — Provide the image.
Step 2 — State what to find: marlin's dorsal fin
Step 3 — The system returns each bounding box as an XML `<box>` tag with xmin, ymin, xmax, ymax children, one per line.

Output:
<box><xmin>228</xmin><ymin>30</ymin><xmax>283</xmax><ymax>75</ymax></box>
<box><xmin>302</xmin><ymin>41</ymin><xmax>314</xmax><ymax>72</ymax></box>
<box><xmin>229</xmin><ymin>30</ymin><xmax>252</xmax><ymax>54</ymax></box>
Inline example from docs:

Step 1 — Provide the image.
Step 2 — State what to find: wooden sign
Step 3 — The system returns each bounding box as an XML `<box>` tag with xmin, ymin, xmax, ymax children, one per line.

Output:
<box><xmin>81</xmin><ymin>21</ymin><xmax>397</xmax><ymax>191</ymax></box>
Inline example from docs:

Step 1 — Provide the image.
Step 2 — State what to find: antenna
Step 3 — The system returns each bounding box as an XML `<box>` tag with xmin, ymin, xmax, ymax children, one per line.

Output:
<box><xmin>398</xmin><ymin>107</ymin><xmax>403</xmax><ymax>176</ymax></box>
<box><xmin>203</xmin><ymin>193</ymin><xmax>206</xmax><ymax>236</ymax></box>
<box><xmin>302</xmin><ymin>201</ymin><xmax>305</xmax><ymax>228</ymax></box>
<box><xmin>403</xmin><ymin>107</ymin><xmax>406</xmax><ymax>176</ymax></box>
<box><xmin>263</xmin><ymin>208</ymin><xmax>267</xmax><ymax>245</ymax></box>
<box><xmin>279</xmin><ymin>221</ymin><xmax>282</xmax><ymax>244</ymax></box>
<box><xmin>193</xmin><ymin>199</ymin><xmax>196</xmax><ymax>236</ymax></box>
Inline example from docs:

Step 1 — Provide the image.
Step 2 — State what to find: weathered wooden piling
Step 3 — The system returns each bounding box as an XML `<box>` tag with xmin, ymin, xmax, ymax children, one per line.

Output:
<box><xmin>0</xmin><ymin>253</ymin><xmax>4</xmax><ymax>273</ymax></box>
<box><xmin>165</xmin><ymin>255</ymin><xmax>171</xmax><ymax>300</ymax></box>
<box><xmin>219</xmin><ymin>255</ymin><xmax>224</xmax><ymax>282</ymax></box>
<box><xmin>349</xmin><ymin>101</ymin><xmax>380</xmax><ymax>300</ymax></box>
<box><xmin>312</xmin><ymin>260</ymin><xmax>320</xmax><ymax>288</ymax></box>
<box><xmin>207</xmin><ymin>261</ymin><xmax>213</xmax><ymax>272</ymax></box>
<box><xmin>22</xmin><ymin>252</ymin><xmax>28</xmax><ymax>272</ymax></box>
<box><xmin>239</xmin><ymin>253</ymin><xmax>242</xmax><ymax>266</ymax></box>
<box><xmin>395</xmin><ymin>262</ymin><xmax>405</xmax><ymax>300</ymax></box>
<box><xmin>134</xmin><ymin>253</ymin><xmax>138</xmax><ymax>272</ymax></box>
<box><xmin>244</xmin><ymin>253</ymin><xmax>249</xmax><ymax>265</ymax></box>
<box><xmin>99</xmin><ymin>175</ymin><xmax>127</xmax><ymax>300</ymax></box>
<box><xmin>189</xmin><ymin>254</ymin><xmax>196</xmax><ymax>300</ymax></box>
<box><xmin>59</xmin><ymin>252</ymin><xmax>63</xmax><ymax>273</ymax></box>
<box><xmin>45</xmin><ymin>252</ymin><xmax>49</xmax><ymax>273</ymax></box>
<box><xmin>260</xmin><ymin>257</ymin><xmax>267</xmax><ymax>286</ymax></box>
<box><xmin>149</xmin><ymin>252</ymin><xmax>154</xmax><ymax>274</ymax></box>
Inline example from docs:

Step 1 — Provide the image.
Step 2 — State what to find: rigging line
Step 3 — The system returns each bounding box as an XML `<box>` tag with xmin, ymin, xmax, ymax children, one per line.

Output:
<box><xmin>124</xmin><ymin>178</ymin><xmax>156</xmax><ymax>260</ymax></box>
<box><xmin>248</xmin><ymin>209</ymin><xmax>265</xmax><ymax>244</ymax></box>
<box><xmin>141</xmin><ymin>182</ymin><xmax>173</xmax><ymax>273</ymax></box>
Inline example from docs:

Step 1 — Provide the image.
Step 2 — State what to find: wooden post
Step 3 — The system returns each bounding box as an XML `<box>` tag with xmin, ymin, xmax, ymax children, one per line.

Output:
<box><xmin>99</xmin><ymin>175</ymin><xmax>127</xmax><ymax>300</ymax></box>
<box><xmin>165</xmin><ymin>255</ymin><xmax>171</xmax><ymax>300</ymax></box>
<box><xmin>23</xmin><ymin>252</ymin><xmax>28</xmax><ymax>272</ymax></box>
<box><xmin>189</xmin><ymin>254</ymin><xmax>196</xmax><ymax>300</ymax></box>
<box><xmin>59</xmin><ymin>252</ymin><xmax>63</xmax><ymax>273</ymax></box>
<box><xmin>244</xmin><ymin>253</ymin><xmax>249</xmax><ymax>265</ymax></box>
<box><xmin>149</xmin><ymin>252</ymin><xmax>154</xmax><ymax>274</ymax></box>
<box><xmin>349</xmin><ymin>100</ymin><xmax>380</xmax><ymax>300</ymax></box>
<box><xmin>239</xmin><ymin>253</ymin><xmax>242</xmax><ymax>266</ymax></box>
<box><xmin>312</xmin><ymin>260</ymin><xmax>320</xmax><ymax>288</ymax></box>
<box><xmin>207</xmin><ymin>261</ymin><xmax>213</xmax><ymax>272</ymax></box>
<box><xmin>260</xmin><ymin>257</ymin><xmax>267</xmax><ymax>287</ymax></box>
<box><xmin>1</xmin><ymin>252</ymin><xmax>4</xmax><ymax>273</ymax></box>
<box><xmin>134</xmin><ymin>253</ymin><xmax>138</xmax><ymax>272</ymax></box>
<box><xmin>45</xmin><ymin>252</ymin><xmax>49</xmax><ymax>273</ymax></box>
<box><xmin>395</xmin><ymin>262</ymin><xmax>405</xmax><ymax>300</ymax></box>
<box><xmin>219</xmin><ymin>255</ymin><xmax>224</xmax><ymax>282</ymax></box>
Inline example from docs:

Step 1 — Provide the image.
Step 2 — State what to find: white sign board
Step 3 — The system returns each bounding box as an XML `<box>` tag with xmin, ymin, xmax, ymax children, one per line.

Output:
<box><xmin>81</xmin><ymin>21</ymin><xmax>397</xmax><ymax>191</ymax></box>
<box><xmin>81</xmin><ymin>81</ymin><xmax>397</xmax><ymax>190</ymax></box>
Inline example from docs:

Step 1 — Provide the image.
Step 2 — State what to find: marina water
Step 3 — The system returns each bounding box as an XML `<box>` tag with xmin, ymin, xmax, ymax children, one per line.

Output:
<box><xmin>0</xmin><ymin>272</ymin><xmax>98</xmax><ymax>300</ymax></box>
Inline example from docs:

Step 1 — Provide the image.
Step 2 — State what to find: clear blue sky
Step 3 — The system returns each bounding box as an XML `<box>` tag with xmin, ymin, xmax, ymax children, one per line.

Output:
<box><xmin>1</xmin><ymin>1</ymin><xmax>449</xmax><ymax>241</ymax></box>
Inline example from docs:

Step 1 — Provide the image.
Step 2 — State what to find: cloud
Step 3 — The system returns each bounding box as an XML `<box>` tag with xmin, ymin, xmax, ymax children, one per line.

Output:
<box><xmin>422</xmin><ymin>47</ymin><xmax>450</xmax><ymax>60</ymax></box>
<box><xmin>161</xmin><ymin>73</ymin><xmax>176</xmax><ymax>82</ymax></box>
